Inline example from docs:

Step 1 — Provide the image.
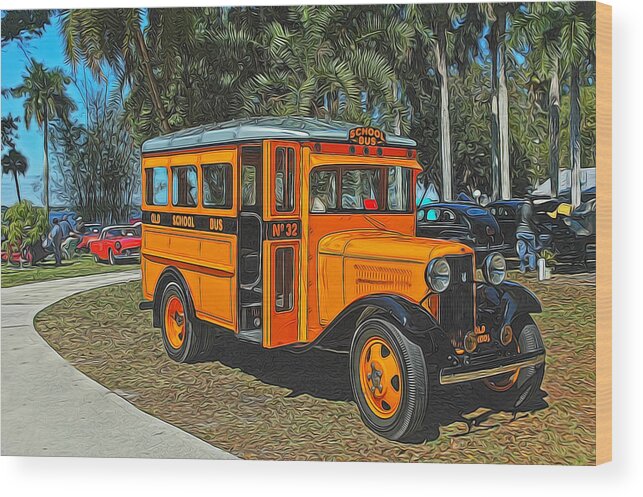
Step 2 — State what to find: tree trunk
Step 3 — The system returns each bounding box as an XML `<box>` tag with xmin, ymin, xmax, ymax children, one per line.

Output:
<box><xmin>497</xmin><ymin>11</ymin><xmax>511</xmax><ymax>200</ymax></box>
<box><xmin>548</xmin><ymin>59</ymin><xmax>561</xmax><ymax>198</ymax></box>
<box><xmin>134</xmin><ymin>26</ymin><xmax>171</xmax><ymax>133</ymax></box>
<box><xmin>569</xmin><ymin>63</ymin><xmax>582</xmax><ymax>208</ymax></box>
<box><xmin>434</xmin><ymin>29</ymin><xmax>453</xmax><ymax>202</ymax></box>
<box><xmin>489</xmin><ymin>22</ymin><xmax>500</xmax><ymax>201</ymax></box>
<box><xmin>392</xmin><ymin>82</ymin><xmax>401</xmax><ymax>136</ymax></box>
<box><xmin>13</xmin><ymin>171</ymin><xmax>21</xmax><ymax>203</ymax></box>
<box><xmin>43</xmin><ymin>110</ymin><xmax>49</xmax><ymax>216</ymax></box>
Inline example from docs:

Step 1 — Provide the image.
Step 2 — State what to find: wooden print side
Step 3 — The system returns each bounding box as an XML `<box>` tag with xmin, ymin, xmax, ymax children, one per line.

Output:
<box><xmin>596</xmin><ymin>1</ymin><xmax>612</xmax><ymax>465</ymax></box>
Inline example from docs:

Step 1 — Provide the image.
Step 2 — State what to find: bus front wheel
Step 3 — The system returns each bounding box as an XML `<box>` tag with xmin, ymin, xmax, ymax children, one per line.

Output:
<box><xmin>160</xmin><ymin>281</ymin><xmax>217</xmax><ymax>363</ymax></box>
<box><xmin>350</xmin><ymin>317</ymin><xmax>429</xmax><ymax>442</ymax></box>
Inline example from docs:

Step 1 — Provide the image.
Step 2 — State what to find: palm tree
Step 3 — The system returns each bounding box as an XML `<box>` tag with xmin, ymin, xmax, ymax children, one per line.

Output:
<box><xmin>12</xmin><ymin>60</ymin><xmax>76</xmax><ymax>215</ymax></box>
<box><xmin>488</xmin><ymin>3</ymin><xmax>520</xmax><ymax>201</ymax></box>
<box><xmin>513</xmin><ymin>4</ymin><xmax>566</xmax><ymax>198</ymax></box>
<box><xmin>560</xmin><ymin>2</ymin><xmax>595</xmax><ymax>207</ymax></box>
<box><xmin>2</xmin><ymin>149</ymin><xmax>28</xmax><ymax>202</ymax></box>
<box><xmin>402</xmin><ymin>4</ymin><xmax>461</xmax><ymax>201</ymax></box>
<box><xmin>60</xmin><ymin>8</ymin><xmax>171</xmax><ymax>133</ymax></box>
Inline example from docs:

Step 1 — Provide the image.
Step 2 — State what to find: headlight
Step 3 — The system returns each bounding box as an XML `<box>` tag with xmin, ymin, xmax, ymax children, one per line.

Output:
<box><xmin>483</xmin><ymin>252</ymin><xmax>506</xmax><ymax>286</ymax></box>
<box><xmin>425</xmin><ymin>257</ymin><xmax>450</xmax><ymax>293</ymax></box>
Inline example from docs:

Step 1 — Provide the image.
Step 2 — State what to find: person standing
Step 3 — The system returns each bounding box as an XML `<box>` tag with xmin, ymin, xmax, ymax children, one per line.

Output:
<box><xmin>48</xmin><ymin>218</ymin><xmax>63</xmax><ymax>266</ymax></box>
<box><xmin>516</xmin><ymin>198</ymin><xmax>538</xmax><ymax>273</ymax></box>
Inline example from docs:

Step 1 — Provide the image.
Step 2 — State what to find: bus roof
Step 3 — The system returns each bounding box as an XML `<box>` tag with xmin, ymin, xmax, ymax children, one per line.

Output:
<box><xmin>141</xmin><ymin>116</ymin><xmax>416</xmax><ymax>153</ymax></box>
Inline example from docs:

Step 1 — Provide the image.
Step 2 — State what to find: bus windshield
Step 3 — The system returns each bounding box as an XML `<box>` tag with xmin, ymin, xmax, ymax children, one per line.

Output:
<box><xmin>310</xmin><ymin>165</ymin><xmax>411</xmax><ymax>213</ymax></box>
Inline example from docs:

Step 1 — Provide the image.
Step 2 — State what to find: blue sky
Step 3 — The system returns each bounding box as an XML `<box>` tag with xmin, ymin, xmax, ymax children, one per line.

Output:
<box><xmin>1</xmin><ymin>13</ymin><xmax>96</xmax><ymax>207</ymax></box>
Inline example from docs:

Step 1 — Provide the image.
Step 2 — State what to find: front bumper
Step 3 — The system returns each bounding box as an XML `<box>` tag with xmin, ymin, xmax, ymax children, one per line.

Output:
<box><xmin>114</xmin><ymin>249</ymin><xmax>140</xmax><ymax>260</ymax></box>
<box><xmin>439</xmin><ymin>350</ymin><xmax>545</xmax><ymax>385</ymax></box>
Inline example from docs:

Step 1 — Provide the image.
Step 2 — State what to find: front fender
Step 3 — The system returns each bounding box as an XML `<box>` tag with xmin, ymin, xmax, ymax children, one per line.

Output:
<box><xmin>298</xmin><ymin>294</ymin><xmax>450</xmax><ymax>356</ymax></box>
<box><xmin>477</xmin><ymin>280</ymin><xmax>542</xmax><ymax>329</ymax></box>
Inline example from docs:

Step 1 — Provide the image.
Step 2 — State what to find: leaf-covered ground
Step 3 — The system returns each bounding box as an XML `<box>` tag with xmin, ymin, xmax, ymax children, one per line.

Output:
<box><xmin>34</xmin><ymin>273</ymin><xmax>596</xmax><ymax>464</ymax></box>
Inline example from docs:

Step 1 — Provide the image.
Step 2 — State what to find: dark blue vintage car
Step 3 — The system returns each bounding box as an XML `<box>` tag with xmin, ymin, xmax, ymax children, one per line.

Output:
<box><xmin>489</xmin><ymin>197</ymin><xmax>596</xmax><ymax>267</ymax></box>
<box><xmin>416</xmin><ymin>202</ymin><xmax>512</xmax><ymax>263</ymax></box>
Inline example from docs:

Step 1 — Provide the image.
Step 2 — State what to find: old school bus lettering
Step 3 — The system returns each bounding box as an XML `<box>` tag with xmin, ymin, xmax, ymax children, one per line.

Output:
<box><xmin>172</xmin><ymin>214</ymin><xmax>195</xmax><ymax>228</ymax></box>
<box><xmin>209</xmin><ymin>217</ymin><xmax>224</xmax><ymax>232</ymax></box>
<box><xmin>150</xmin><ymin>212</ymin><xmax>161</xmax><ymax>224</ymax></box>
<box><xmin>271</xmin><ymin>221</ymin><xmax>298</xmax><ymax>239</ymax></box>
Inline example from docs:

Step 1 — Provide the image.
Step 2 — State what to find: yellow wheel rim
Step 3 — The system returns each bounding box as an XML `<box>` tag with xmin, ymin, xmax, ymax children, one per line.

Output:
<box><xmin>164</xmin><ymin>295</ymin><xmax>186</xmax><ymax>349</ymax></box>
<box><xmin>359</xmin><ymin>336</ymin><xmax>403</xmax><ymax>419</ymax></box>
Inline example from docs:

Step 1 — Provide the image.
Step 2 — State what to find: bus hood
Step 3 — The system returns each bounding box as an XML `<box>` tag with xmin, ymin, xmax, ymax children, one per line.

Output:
<box><xmin>318</xmin><ymin>229</ymin><xmax>474</xmax><ymax>264</ymax></box>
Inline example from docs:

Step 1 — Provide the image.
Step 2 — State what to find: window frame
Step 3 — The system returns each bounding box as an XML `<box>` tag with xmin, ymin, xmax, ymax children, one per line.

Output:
<box><xmin>144</xmin><ymin>166</ymin><xmax>169</xmax><ymax>207</ymax></box>
<box><xmin>171</xmin><ymin>164</ymin><xmax>199</xmax><ymax>208</ymax></box>
<box><xmin>274</xmin><ymin>246</ymin><xmax>295</xmax><ymax>313</ymax></box>
<box><xmin>201</xmin><ymin>162</ymin><xmax>233</xmax><ymax>210</ymax></box>
<box><xmin>309</xmin><ymin>165</ymin><xmax>413</xmax><ymax>214</ymax></box>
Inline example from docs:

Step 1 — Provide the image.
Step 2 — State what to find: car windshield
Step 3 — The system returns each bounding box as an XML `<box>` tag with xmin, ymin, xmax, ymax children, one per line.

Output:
<box><xmin>310</xmin><ymin>165</ymin><xmax>411</xmax><ymax>213</ymax></box>
<box><xmin>104</xmin><ymin>227</ymin><xmax>139</xmax><ymax>239</ymax></box>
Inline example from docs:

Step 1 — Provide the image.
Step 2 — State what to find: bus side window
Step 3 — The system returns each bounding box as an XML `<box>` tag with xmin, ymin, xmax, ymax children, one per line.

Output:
<box><xmin>145</xmin><ymin>167</ymin><xmax>168</xmax><ymax>206</ymax></box>
<box><xmin>275</xmin><ymin>246</ymin><xmax>294</xmax><ymax>312</ymax></box>
<box><xmin>203</xmin><ymin>163</ymin><xmax>232</xmax><ymax>209</ymax></box>
<box><xmin>172</xmin><ymin>165</ymin><xmax>198</xmax><ymax>207</ymax></box>
<box><xmin>241</xmin><ymin>165</ymin><xmax>256</xmax><ymax>207</ymax></box>
<box><xmin>275</xmin><ymin>147</ymin><xmax>295</xmax><ymax>212</ymax></box>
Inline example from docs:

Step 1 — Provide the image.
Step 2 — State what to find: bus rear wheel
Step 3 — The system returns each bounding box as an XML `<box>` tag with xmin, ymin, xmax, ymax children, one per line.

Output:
<box><xmin>350</xmin><ymin>317</ymin><xmax>428</xmax><ymax>442</ymax></box>
<box><xmin>160</xmin><ymin>281</ymin><xmax>217</xmax><ymax>363</ymax></box>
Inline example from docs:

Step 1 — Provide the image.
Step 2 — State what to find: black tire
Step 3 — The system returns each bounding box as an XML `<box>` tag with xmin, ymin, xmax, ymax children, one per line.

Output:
<box><xmin>350</xmin><ymin>317</ymin><xmax>428</xmax><ymax>442</ymax></box>
<box><xmin>476</xmin><ymin>315</ymin><xmax>546</xmax><ymax>411</ymax></box>
<box><xmin>93</xmin><ymin>254</ymin><xmax>102</xmax><ymax>264</ymax></box>
<box><xmin>159</xmin><ymin>281</ymin><xmax>217</xmax><ymax>364</ymax></box>
<box><xmin>108</xmin><ymin>249</ymin><xmax>117</xmax><ymax>265</ymax></box>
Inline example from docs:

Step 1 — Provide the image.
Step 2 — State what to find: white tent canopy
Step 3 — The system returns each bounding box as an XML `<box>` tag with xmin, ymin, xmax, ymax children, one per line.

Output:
<box><xmin>533</xmin><ymin>168</ymin><xmax>596</xmax><ymax>197</ymax></box>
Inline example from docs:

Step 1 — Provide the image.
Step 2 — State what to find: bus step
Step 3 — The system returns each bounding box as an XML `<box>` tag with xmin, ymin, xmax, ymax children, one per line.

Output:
<box><xmin>237</xmin><ymin>328</ymin><xmax>262</xmax><ymax>344</ymax></box>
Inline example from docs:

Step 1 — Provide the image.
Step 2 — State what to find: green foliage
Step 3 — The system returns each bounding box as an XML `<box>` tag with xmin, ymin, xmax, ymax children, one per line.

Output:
<box><xmin>11</xmin><ymin>60</ymin><xmax>76</xmax><ymax>130</ymax></box>
<box><xmin>1</xmin><ymin>114</ymin><xmax>20</xmax><ymax>148</ymax></box>
<box><xmin>1</xmin><ymin>201</ymin><xmax>49</xmax><ymax>258</ymax></box>
<box><xmin>2</xmin><ymin>148</ymin><xmax>29</xmax><ymax>201</ymax></box>
<box><xmin>1</xmin><ymin>10</ymin><xmax>52</xmax><ymax>45</ymax></box>
<box><xmin>51</xmin><ymin>4</ymin><xmax>597</xmax><ymax>200</ymax></box>
<box><xmin>50</xmin><ymin>93</ymin><xmax>140</xmax><ymax>225</ymax></box>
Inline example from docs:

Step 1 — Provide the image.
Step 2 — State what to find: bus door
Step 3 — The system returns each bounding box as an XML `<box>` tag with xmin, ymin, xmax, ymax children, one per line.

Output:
<box><xmin>263</xmin><ymin>141</ymin><xmax>301</xmax><ymax>348</ymax></box>
<box><xmin>237</xmin><ymin>146</ymin><xmax>264</xmax><ymax>343</ymax></box>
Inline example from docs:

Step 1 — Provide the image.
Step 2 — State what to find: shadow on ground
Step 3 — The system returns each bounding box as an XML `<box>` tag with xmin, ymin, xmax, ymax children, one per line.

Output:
<box><xmin>206</xmin><ymin>331</ymin><xmax>548</xmax><ymax>443</ymax></box>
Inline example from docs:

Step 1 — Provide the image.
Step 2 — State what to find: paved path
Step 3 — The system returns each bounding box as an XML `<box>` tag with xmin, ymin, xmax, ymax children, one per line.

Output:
<box><xmin>1</xmin><ymin>271</ymin><xmax>236</xmax><ymax>459</ymax></box>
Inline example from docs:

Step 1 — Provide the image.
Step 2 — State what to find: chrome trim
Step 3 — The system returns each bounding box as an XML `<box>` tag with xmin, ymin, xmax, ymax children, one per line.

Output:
<box><xmin>439</xmin><ymin>353</ymin><xmax>545</xmax><ymax>385</ymax></box>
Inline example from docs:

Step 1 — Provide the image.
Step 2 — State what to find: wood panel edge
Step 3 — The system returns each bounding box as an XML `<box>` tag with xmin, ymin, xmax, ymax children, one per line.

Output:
<box><xmin>595</xmin><ymin>1</ymin><xmax>612</xmax><ymax>466</ymax></box>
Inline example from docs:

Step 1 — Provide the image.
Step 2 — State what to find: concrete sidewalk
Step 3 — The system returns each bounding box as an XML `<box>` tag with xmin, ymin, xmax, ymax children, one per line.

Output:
<box><xmin>1</xmin><ymin>271</ymin><xmax>236</xmax><ymax>459</ymax></box>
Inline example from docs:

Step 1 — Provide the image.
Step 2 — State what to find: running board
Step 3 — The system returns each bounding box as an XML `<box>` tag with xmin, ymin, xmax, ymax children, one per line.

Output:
<box><xmin>237</xmin><ymin>328</ymin><xmax>262</xmax><ymax>344</ymax></box>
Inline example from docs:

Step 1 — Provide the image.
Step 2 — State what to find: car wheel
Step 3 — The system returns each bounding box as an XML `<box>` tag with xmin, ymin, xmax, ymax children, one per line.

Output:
<box><xmin>108</xmin><ymin>249</ymin><xmax>117</xmax><ymax>265</ymax></box>
<box><xmin>475</xmin><ymin>316</ymin><xmax>546</xmax><ymax>411</ymax></box>
<box><xmin>160</xmin><ymin>281</ymin><xmax>217</xmax><ymax>363</ymax></box>
<box><xmin>93</xmin><ymin>254</ymin><xmax>102</xmax><ymax>264</ymax></box>
<box><xmin>350</xmin><ymin>317</ymin><xmax>428</xmax><ymax>442</ymax></box>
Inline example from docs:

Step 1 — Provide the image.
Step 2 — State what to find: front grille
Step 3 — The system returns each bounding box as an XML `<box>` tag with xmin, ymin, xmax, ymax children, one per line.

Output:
<box><xmin>439</xmin><ymin>255</ymin><xmax>475</xmax><ymax>348</ymax></box>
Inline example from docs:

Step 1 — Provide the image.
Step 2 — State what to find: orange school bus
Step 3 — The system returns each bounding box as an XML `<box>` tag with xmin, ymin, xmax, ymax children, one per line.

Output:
<box><xmin>139</xmin><ymin>117</ymin><xmax>546</xmax><ymax>441</ymax></box>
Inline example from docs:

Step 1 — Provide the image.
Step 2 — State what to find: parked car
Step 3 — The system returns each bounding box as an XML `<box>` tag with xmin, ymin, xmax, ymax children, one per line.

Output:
<box><xmin>489</xmin><ymin>197</ymin><xmax>595</xmax><ymax>267</ymax></box>
<box><xmin>537</xmin><ymin>199</ymin><xmax>596</xmax><ymax>267</ymax></box>
<box><xmin>89</xmin><ymin>224</ymin><xmax>141</xmax><ymax>265</ymax></box>
<box><xmin>416</xmin><ymin>203</ymin><xmax>511</xmax><ymax>263</ymax></box>
<box><xmin>76</xmin><ymin>223</ymin><xmax>103</xmax><ymax>252</ymax></box>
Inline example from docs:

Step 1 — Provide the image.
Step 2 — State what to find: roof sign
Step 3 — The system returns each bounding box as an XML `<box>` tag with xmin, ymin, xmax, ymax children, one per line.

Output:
<box><xmin>348</xmin><ymin>127</ymin><xmax>386</xmax><ymax>146</ymax></box>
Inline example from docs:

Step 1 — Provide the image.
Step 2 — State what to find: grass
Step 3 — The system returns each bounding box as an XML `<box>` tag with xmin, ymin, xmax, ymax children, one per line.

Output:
<box><xmin>1</xmin><ymin>255</ymin><xmax>137</xmax><ymax>288</ymax></box>
<box><xmin>33</xmin><ymin>272</ymin><xmax>596</xmax><ymax>464</ymax></box>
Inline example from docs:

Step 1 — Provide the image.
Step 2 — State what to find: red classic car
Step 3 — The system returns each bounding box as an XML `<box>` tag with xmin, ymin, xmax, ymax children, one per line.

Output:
<box><xmin>76</xmin><ymin>223</ymin><xmax>103</xmax><ymax>251</ymax></box>
<box><xmin>89</xmin><ymin>224</ymin><xmax>141</xmax><ymax>265</ymax></box>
